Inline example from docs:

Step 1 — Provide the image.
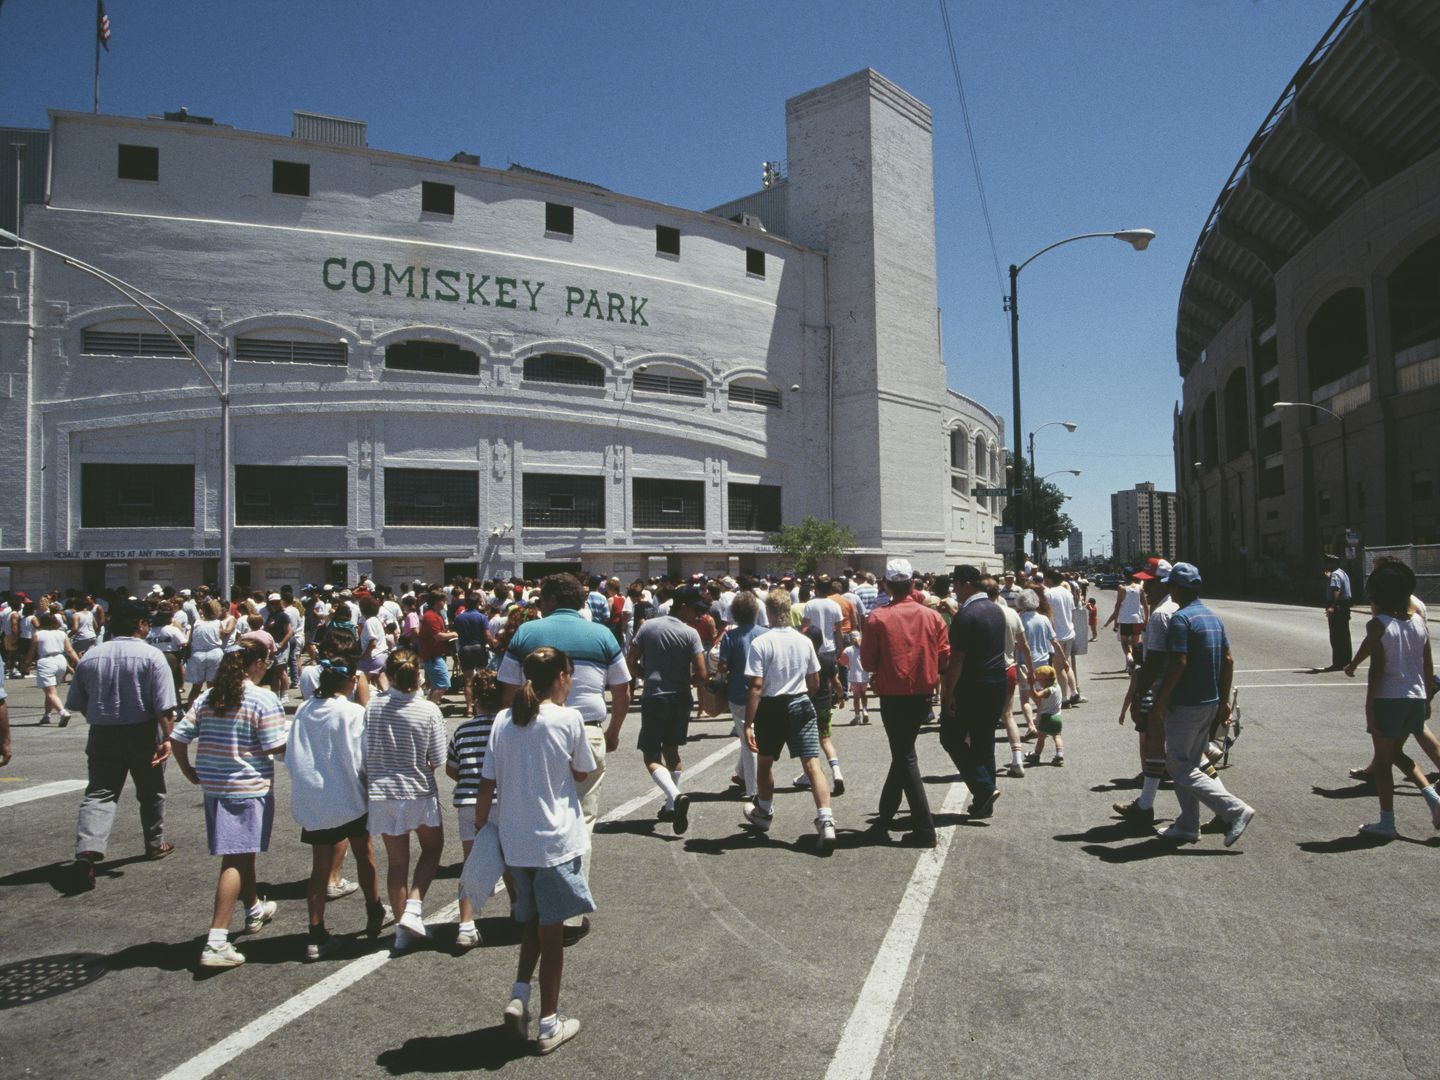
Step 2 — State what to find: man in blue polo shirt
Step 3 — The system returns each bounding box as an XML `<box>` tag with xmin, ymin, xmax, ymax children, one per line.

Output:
<box><xmin>499</xmin><ymin>573</ymin><xmax>630</xmax><ymax>941</ymax></box>
<box><xmin>1149</xmin><ymin>562</ymin><xmax>1255</xmax><ymax>847</ymax></box>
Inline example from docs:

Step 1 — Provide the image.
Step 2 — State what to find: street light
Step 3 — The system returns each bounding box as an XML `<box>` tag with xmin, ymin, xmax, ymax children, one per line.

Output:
<box><xmin>1194</xmin><ymin>458</ymin><xmax>1247</xmax><ymax>584</ymax></box>
<box><xmin>0</xmin><ymin>226</ymin><xmax>234</xmax><ymax>600</ymax></box>
<box><xmin>1028</xmin><ymin>421</ymin><xmax>1078</xmax><ymax>562</ymax></box>
<box><xmin>1007</xmin><ymin>229</ymin><xmax>1154</xmax><ymax>572</ymax></box>
<box><xmin>1274</xmin><ymin>401</ymin><xmax>1351</xmax><ymax>556</ymax></box>
<box><xmin>1030</xmin><ymin>468</ymin><xmax>1081</xmax><ymax>563</ymax></box>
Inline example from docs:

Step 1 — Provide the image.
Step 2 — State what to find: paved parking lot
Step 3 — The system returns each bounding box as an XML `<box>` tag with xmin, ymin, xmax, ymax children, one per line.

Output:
<box><xmin>2</xmin><ymin>597</ymin><xmax>1437</xmax><ymax>1079</ymax></box>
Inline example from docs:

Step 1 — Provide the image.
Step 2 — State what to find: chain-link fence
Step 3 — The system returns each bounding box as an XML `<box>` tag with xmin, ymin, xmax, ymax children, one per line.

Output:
<box><xmin>1363</xmin><ymin>545</ymin><xmax>1440</xmax><ymax>602</ymax></box>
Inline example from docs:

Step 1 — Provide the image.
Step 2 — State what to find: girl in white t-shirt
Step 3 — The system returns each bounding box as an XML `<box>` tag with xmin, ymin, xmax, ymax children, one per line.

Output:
<box><xmin>30</xmin><ymin>612</ymin><xmax>80</xmax><ymax>724</ymax></box>
<box><xmin>840</xmin><ymin>633</ymin><xmax>869</xmax><ymax>724</ymax></box>
<box><xmin>476</xmin><ymin>646</ymin><xmax>595</xmax><ymax>1055</ymax></box>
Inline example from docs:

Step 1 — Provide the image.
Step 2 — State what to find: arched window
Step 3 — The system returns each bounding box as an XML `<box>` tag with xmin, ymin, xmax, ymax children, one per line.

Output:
<box><xmin>386</xmin><ymin>339</ymin><xmax>479</xmax><ymax>376</ymax></box>
<box><xmin>522</xmin><ymin>352</ymin><xmax>604</xmax><ymax>387</ymax></box>
<box><xmin>949</xmin><ymin>428</ymin><xmax>969</xmax><ymax>471</ymax></box>
<box><xmin>81</xmin><ymin>319</ymin><xmax>195</xmax><ymax>358</ymax></box>
<box><xmin>1223</xmin><ymin>368</ymin><xmax>1249</xmax><ymax>460</ymax></box>
<box><xmin>974</xmin><ymin>434</ymin><xmax>988</xmax><ymax>479</ymax></box>
<box><xmin>236</xmin><ymin>329</ymin><xmax>347</xmax><ymax>366</ymax></box>
<box><xmin>1202</xmin><ymin>393</ymin><xmax>1219</xmax><ymax>466</ymax></box>
<box><xmin>728</xmin><ymin>378</ymin><xmax>782</xmax><ymax>409</ymax></box>
<box><xmin>634</xmin><ymin>364</ymin><xmax>705</xmax><ymax>399</ymax></box>
<box><xmin>1306</xmin><ymin>288</ymin><xmax>1368</xmax><ymax>393</ymax></box>
<box><xmin>1388</xmin><ymin>236</ymin><xmax>1440</xmax><ymax>357</ymax></box>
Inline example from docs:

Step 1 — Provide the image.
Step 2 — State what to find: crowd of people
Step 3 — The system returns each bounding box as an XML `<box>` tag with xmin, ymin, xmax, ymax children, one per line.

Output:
<box><xmin>0</xmin><ymin>553</ymin><xmax>1433</xmax><ymax>1055</ymax></box>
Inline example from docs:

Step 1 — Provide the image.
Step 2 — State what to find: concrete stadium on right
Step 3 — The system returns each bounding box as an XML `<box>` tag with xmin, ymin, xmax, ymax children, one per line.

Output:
<box><xmin>1174</xmin><ymin>0</ymin><xmax>1440</xmax><ymax>597</ymax></box>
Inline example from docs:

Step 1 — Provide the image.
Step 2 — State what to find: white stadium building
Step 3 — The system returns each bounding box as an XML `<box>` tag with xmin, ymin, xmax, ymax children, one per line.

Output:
<box><xmin>0</xmin><ymin>68</ymin><xmax>1006</xmax><ymax>596</ymax></box>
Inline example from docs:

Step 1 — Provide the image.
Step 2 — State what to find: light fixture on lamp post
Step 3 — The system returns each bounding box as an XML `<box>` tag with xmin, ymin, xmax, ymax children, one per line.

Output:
<box><xmin>1006</xmin><ymin>229</ymin><xmax>1154</xmax><ymax>572</ymax></box>
<box><xmin>0</xmin><ymin>226</ymin><xmax>234</xmax><ymax>599</ymax></box>
<box><xmin>1032</xmin><ymin>468</ymin><xmax>1081</xmax><ymax>562</ymax></box>
<box><xmin>1028</xmin><ymin>421</ymin><xmax>1078</xmax><ymax>561</ymax></box>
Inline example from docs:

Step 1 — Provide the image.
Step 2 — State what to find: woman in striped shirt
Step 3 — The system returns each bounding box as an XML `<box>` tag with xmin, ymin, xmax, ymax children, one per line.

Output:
<box><xmin>170</xmin><ymin>640</ymin><xmax>289</xmax><ymax>969</ymax></box>
<box><xmin>365</xmin><ymin>648</ymin><xmax>447</xmax><ymax>952</ymax></box>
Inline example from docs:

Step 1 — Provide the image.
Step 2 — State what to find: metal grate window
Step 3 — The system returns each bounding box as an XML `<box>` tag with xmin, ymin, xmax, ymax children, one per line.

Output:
<box><xmin>634</xmin><ymin>370</ymin><xmax>705</xmax><ymax>398</ymax></box>
<box><xmin>633</xmin><ymin>478</ymin><xmax>704</xmax><ymax>530</ymax></box>
<box><xmin>728</xmin><ymin>381</ymin><xmax>782</xmax><ymax>409</ymax></box>
<box><xmin>523</xmin><ymin>353</ymin><xmax>605</xmax><ymax>388</ymax></box>
<box><xmin>81</xmin><ymin>463</ymin><xmax>194</xmax><ymax>528</ymax></box>
<box><xmin>727</xmin><ymin>483</ymin><xmax>780</xmax><ymax>532</ymax></box>
<box><xmin>385</xmin><ymin>340</ymin><xmax>479</xmax><ymax>376</ymax></box>
<box><xmin>384</xmin><ymin>468</ymin><xmax>478</xmax><ymax>527</ymax></box>
<box><xmin>523</xmin><ymin>474</ymin><xmax>604</xmax><ymax>528</ymax></box>
<box><xmin>82</xmin><ymin>329</ymin><xmax>196</xmax><ymax>358</ymax></box>
<box><xmin>235</xmin><ymin>338</ymin><xmax>347</xmax><ymax>366</ymax></box>
<box><xmin>235</xmin><ymin>466</ymin><xmax>346</xmax><ymax>526</ymax></box>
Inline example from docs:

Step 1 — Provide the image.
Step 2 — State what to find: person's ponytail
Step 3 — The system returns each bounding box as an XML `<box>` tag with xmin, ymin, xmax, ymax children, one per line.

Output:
<box><xmin>211</xmin><ymin>640</ymin><xmax>268</xmax><ymax>713</ymax></box>
<box><xmin>511</xmin><ymin>646</ymin><xmax>571</xmax><ymax>727</ymax></box>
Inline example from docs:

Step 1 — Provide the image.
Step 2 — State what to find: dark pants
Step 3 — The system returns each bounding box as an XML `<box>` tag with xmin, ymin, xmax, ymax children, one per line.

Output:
<box><xmin>877</xmin><ymin>695</ymin><xmax>934</xmax><ymax>836</ymax></box>
<box><xmin>75</xmin><ymin>722</ymin><xmax>167</xmax><ymax>858</ymax></box>
<box><xmin>941</xmin><ymin>679</ymin><xmax>1006</xmax><ymax>809</ymax></box>
<box><xmin>1328</xmin><ymin>605</ymin><xmax>1352</xmax><ymax>669</ymax></box>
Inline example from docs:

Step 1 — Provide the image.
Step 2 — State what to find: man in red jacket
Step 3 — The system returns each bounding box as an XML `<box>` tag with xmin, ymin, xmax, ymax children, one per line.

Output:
<box><xmin>860</xmin><ymin>559</ymin><xmax>950</xmax><ymax>847</ymax></box>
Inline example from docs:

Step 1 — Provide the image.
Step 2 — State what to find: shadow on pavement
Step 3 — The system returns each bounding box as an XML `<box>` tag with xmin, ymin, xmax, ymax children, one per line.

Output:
<box><xmin>376</xmin><ymin>1024</ymin><xmax>532</xmax><ymax>1073</ymax></box>
<box><xmin>1078</xmin><ymin>839</ymin><xmax>1238</xmax><ymax>863</ymax></box>
<box><xmin>682</xmin><ymin>828</ymin><xmax>850</xmax><ymax>857</ymax></box>
<box><xmin>1310</xmin><ymin>783</ymin><xmax>1378</xmax><ymax>801</ymax></box>
<box><xmin>1089</xmin><ymin>775</ymin><xmax>1146</xmax><ymax>794</ymax></box>
<box><xmin>1053</xmin><ymin>820</ymin><xmax>1163</xmax><ymax>844</ymax></box>
<box><xmin>1297</xmin><ymin>833</ymin><xmax>1440</xmax><ymax>853</ymax></box>
<box><xmin>0</xmin><ymin>853</ymin><xmax>151</xmax><ymax>896</ymax></box>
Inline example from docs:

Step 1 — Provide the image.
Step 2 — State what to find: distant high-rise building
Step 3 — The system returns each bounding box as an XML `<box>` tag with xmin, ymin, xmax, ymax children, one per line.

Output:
<box><xmin>1068</xmin><ymin>528</ymin><xmax>1084</xmax><ymax>565</ymax></box>
<box><xmin>1112</xmin><ymin>482</ymin><xmax>1178</xmax><ymax>563</ymax></box>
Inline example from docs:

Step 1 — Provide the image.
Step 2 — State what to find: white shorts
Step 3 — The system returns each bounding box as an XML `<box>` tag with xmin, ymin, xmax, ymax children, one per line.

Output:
<box><xmin>455</xmin><ymin>808</ymin><xmax>479</xmax><ymax>843</ymax></box>
<box><xmin>185</xmin><ymin>648</ymin><xmax>224</xmax><ymax>685</ymax></box>
<box><xmin>35</xmin><ymin>654</ymin><xmax>68</xmax><ymax>689</ymax></box>
<box><xmin>368</xmin><ymin>795</ymin><xmax>442</xmax><ymax>836</ymax></box>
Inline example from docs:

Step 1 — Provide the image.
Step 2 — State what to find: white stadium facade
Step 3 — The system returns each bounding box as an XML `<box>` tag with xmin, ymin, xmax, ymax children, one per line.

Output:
<box><xmin>0</xmin><ymin>68</ymin><xmax>1006</xmax><ymax>596</ymax></box>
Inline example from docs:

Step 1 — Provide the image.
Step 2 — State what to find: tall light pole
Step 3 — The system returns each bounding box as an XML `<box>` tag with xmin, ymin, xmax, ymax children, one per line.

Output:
<box><xmin>1006</xmin><ymin>228</ymin><xmax>1154</xmax><ymax>572</ymax></box>
<box><xmin>1275</xmin><ymin>401</ymin><xmax>1351</xmax><ymax>556</ymax></box>
<box><xmin>1028</xmin><ymin>421</ymin><xmax>1078</xmax><ymax>561</ymax></box>
<box><xmin>0</xmin><ymin>226</ymin><xmax>233</xmax><ymax>600</ymax></box>
<box><xmin>1034</xmin><ymin>467</ymin><xmax>1081</xmax><ymax>564</ymax></box>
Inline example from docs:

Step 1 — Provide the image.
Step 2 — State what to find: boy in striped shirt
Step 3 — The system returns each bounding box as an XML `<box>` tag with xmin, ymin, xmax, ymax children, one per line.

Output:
<box><xmin>446</xmin><ymin>668</ymin><xmax>505</xmax><ymax>948</ymax></box>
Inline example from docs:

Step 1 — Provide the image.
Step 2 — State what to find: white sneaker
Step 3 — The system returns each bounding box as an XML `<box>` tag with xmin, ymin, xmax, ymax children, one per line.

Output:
<box><xmin>398</xmin><ymin>910</ymin><xmax>429</xmax><ymax>939</ymax></box>
<box><xmin>393</xmin><ymin>926</ymin><xmax>414</xmax><ymax>952</ymax></box>
<box><xmin>326</xmin><ymin>877</ymin><xmax>358</xmax><ymax>901</ymax></box>
<box><xmin>1359</xmin><ymin>820</ymin><xmax>1398</xmax><ymax>839</ymax></box>
<box><xmin>242</xmin><ymin>899</ymin><xmax>277</xmax><ymax>934</ymax></box>
<box><xmin>744</xmin><ymin>804</ymin><xmax>774</xmax><ymax>832</ymax></box>
<box><xmin>815</xmin><ymin>815</ymin><xmax>836</xmax><ymax>854</ymax></box>
<box><xmin>792</xmin><ymin>772</ymin><xmax>812</xmax><ymax>789</ymax></box>
<box><xmin>455</xmin><ymin>925</ymin><xmax>481</xmax><ymax>949</ymax></box>
<box><xmin>503</xmin><ymin>993</ymin><xmax>531</xmax><ymax>1039</ymax></box>
<box><xmin>199</xmin><ymin>941</ymin><xmax>246</xmax><ymax>968</ymax></box>
<box><xmin>1223</xmin><ymin>805</ymin><xmax>1256</xmax><ymax>848</ymax></box>
<box><xmin>536</xmin><ymin>1016</ymin><xmax>581</xmax><ymax>1055</ymax></box>
<box><xmin>1157</xmin><ymin>824</ymin><xmax>1199</xmax><ymax>843</ymax></box>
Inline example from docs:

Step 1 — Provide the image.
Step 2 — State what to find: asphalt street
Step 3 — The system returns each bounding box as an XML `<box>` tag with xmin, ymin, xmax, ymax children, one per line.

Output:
<box><xmin>1</xmin><ymin>597</ymin><xmax>1436</xmax><ymax>1080</ymax></box>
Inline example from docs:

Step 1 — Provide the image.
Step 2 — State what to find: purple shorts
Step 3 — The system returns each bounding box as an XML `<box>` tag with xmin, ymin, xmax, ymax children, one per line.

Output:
<box><xmin>360</xmin><ymin>653</ymin><xmax>388</xmax><ymax>676</ymax></box>
<box><xmin>204</xmin><ymin>793</ymin><xmax>275</xmax><ymax>856</ymax></box>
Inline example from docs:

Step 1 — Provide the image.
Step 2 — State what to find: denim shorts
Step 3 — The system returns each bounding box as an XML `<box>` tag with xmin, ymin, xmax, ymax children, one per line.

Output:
<box><xmin>510</xmin><ymin>856</ymin><xmax>596</xmax><ymax>926</ymax></box>
<box><xmin>422</xmin><ymin>656</ymin><xmax>451</xmax><ymax>691</ymax></box>
<box><xmin>638</xmin><ymin>691</ymin><xmax>691</xmax><ymax>755</ymax></box>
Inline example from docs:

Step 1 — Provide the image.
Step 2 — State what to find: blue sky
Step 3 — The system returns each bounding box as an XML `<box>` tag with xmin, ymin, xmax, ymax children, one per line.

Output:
<box><xmin>0</xmin><ymin>1</ymin><xmax>1343</xmax><ymax>555</ymax></box>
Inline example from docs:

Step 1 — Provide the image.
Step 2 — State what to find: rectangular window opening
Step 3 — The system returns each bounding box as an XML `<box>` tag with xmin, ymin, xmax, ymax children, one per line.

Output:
<box><xmin>272</xmin><ymin>160</ymin><xmax>310</xmax><ymax>197</ymax></box>
<box><xmin>422</xmin><ymin>181</ymin><xmax>455</xmax><ymax>216</ymax></box>
<box><xmin>235</xmin><ymin>338</ymin><xmax>347</xmax><ymax>366</ymax></box>
<box><xmin>745</xmin><ymin>247</ymin><xmax>765</xmax><ymax>278</ymax></box>
<box><xmin>523</xmin><ymin>474</ymin><xmax>604</xmax><ymax>528</ymax></box>
<box><xmin>656</xmin><ymin>225</ymin><xmax>680</xmax><ymax>256</ymax></box>
<box><xmin>235</xmin><ymin>466</ymin><xmax>346</xmax><ymax>527</ymax></box>
<box><xmin>81</xmin><ymin>329</ymin><xmax>196</xmax><ymax>358</ymax></box>
<box><xmin>117</xmin><ymin>144</ymin><xmax>159</xmax><ymax>182</ymax></box>
<box><xmin>82</xmin><ymin>463</ymin><xmax>194</xmax><ymax>528</ymax></box>
<box><xmin>728</xmin><ymin>483</ymin><xmax>781</xmax><ymax>532</ymax></box>
<box><xmin>545</xmin><ymin>202</ymin><xmax>574</xmax><ymax>236</ymax></box>
<box><xmin>384</xmin><ymin>468</ymin><xmax>479</xmax><ymax>528</ymax></box>
<box><xmin>633</xmin><ymin>478</ymin><xmax>704</xmax><ymax>530</ymax></box>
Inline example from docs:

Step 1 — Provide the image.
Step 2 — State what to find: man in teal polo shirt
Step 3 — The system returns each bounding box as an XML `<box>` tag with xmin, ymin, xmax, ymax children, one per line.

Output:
<box><xmin>499</xmin><ymin>573</ymin><xmax>630</xmax><ymax>940</ymax></box>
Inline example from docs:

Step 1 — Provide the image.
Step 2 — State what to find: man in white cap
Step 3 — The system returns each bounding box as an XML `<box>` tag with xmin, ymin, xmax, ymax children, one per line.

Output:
<box><xmin>858</xmin><ymin>559</ymin><xmax>950</xmax><ymax>847</ymax></box>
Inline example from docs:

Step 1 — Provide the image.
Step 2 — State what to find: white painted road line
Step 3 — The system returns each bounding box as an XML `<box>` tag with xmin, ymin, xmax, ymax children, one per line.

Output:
<box><xmin>0</xmin><ymin>779</ymin><xmax>87</xmax><ymax>809</ymax></box>
<box><xmin>823</xmin><ymin>781</ymin><xmax>971</xmax><ymax>1080</ymax></box>
<box><xmin>157</xmin><ymin>732</ymin><xmax>740</xmax><ymax>1079</ymax></box>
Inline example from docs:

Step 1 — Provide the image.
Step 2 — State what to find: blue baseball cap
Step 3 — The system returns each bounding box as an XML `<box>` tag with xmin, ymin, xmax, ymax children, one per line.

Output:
<box><xmin>1168</xmin><ymin>562</ymin><xmax>1202</xmax><ymax>588</ymax></box>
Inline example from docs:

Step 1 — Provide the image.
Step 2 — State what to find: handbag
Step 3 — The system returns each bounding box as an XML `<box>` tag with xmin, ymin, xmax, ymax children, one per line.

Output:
<box><xmin>458</xmin><ymin>820</ymin><xmax>505</xmax><ymax>909</ymax></box>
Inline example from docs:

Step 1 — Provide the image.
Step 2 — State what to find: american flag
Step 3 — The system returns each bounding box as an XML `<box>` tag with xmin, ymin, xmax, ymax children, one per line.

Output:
<box><xmin>97</xmin><ymin>0</ymin><xmax>111</xmax><ymax>51</ymax></box>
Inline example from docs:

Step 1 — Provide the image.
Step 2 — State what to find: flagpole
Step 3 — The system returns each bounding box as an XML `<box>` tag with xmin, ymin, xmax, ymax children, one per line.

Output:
<box><xmin>93</xmin><ymin>14</ymin><xmax>100</xmax><ymax>113</ymax></box>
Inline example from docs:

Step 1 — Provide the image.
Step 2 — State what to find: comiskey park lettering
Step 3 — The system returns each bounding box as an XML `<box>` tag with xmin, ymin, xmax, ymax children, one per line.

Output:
<box><xmin>321</xmin><ymin>257</ymin><xmax>649</xmax><ymax>326</ymax></box>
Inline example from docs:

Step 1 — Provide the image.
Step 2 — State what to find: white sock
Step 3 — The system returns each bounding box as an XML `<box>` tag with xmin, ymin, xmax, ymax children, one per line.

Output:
<box><xmin>539</xmin><ymin>1013</ymin><xmax>559</xmax><ymax>1037</ymax></box>
<box><xmin>458</xmin><ymin>920</ymin><xmax>475</xmax><ymax>933</ymax></box>
<box><xmin>829</xmin><ymin>758</ymin><xmax>843</xmax><ymax>780</ymax></box>
<box><xmin>1011</xmin><ymin>748</ymin><xmax>1024</xmax><ymax>766</ymax></box>
<box><xmin>651</xmin><ymin>767</ymin><xmax>681</xmax><ymax>807</ymax></box>
<box><xmin>404</xmin><ymin>898</ymin><xmax>423</xmax><ymax>917</ymax></box>
<box><xmin>1137</xmin><ymin>775</ymin><xmax>1161</xmax><ymax>810</ymax></box>
<box><xmin>510</xmin><ymin>980</ymin><xmax>531</xmax><ymax>1003</ymax></box>
<box><xmin>757</xmin><ymin>798</ymin><xmax>773</xmax><ymax>814</ymax></box>
<box><xmin>207</xmin><ymin>928</ymin><xmax>229</xmax><ymax>949</ymax></box>
<box><xmin>817</xmin><ymin>806</ymin><xmax>834</xmax><ymax>821</ymax></box>
<box><xmin>1423</xmin><ymin>784</ymin><xmax>1440</xmax><ymax>808</ymax></box>
<box><xmin>671</xmin><ymin>769</ymin><xmax>683</xmax><ymax>790</ymax></box>
<box><xmin>246</xmin><ymin>901</ymin><xmax>264</xmax><ymax>919</ymax></box>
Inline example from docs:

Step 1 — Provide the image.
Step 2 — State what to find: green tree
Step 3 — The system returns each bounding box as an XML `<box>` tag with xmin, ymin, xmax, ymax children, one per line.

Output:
<box><xmin>1000</xmin><ymin>454</ymin><xmax>1076</xmax><ymax>554</ymax></box>
<box><xmin>765</xmin><ymin>516</ymin><xmax>856</xmax><ymax>576</ymax></box>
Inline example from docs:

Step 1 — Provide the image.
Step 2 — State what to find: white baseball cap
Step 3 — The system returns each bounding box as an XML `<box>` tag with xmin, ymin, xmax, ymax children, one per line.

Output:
<box><xmin>266</xmin><ymin>592</ymin><xmax>282</xmax><ymax>602</ymax></box>
<box><xmin>884</xmin><ymin>558</ymin><xmax>913</xmax><ymax>582</ymax></box>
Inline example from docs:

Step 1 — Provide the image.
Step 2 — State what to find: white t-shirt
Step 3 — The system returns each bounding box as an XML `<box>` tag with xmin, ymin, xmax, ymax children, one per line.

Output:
<box><xmin>1045</xmin><ymin>586</ymin><xmax>1076</xmax><ymax>642</ymax></box>
<box><xmin>360</xmin><ymin>615</ymin><xmax>389</xmax><ymax>656</ymax></box>
<box><xmin>801</xmin><ymin>597</ymin><xmax>844</xmax><ymax>657</ymax></box>
<box><xmin>842</xmin><ymin>643</ymin><xmax>867</xmax><ymax>684</ymax></box>
<box><xmin>752</xmin><ymin>589</ymin><xmax>770</xmax><ymax>628</ymax></box>
<box><xmin>1142</xmin><ymin>598</ymin><xmax>1181</xmax><ymax>653</ymax></box>
<box><xmin>744</xmin><ymin>626</ymin><xmax>821</xmax><ymax>696</ymax></box>
<box><xmin>286</xmin><ymin>696</ymin><xmax>368</xmax><ymax>830</ymax></box>
<box><xmin>482</xmin><ymin>701</ymin><xmax>597</xmax><ymax>868</ymax></box>
<box><xmin>1117</xmin><ymin>584</ymin><xmax>1146</xmax><ymax>624</ymax></box>
<box><xmin>286</xmin><ymin>604</ymin><xmax>306</xmax><ymax>646</ymax></box>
